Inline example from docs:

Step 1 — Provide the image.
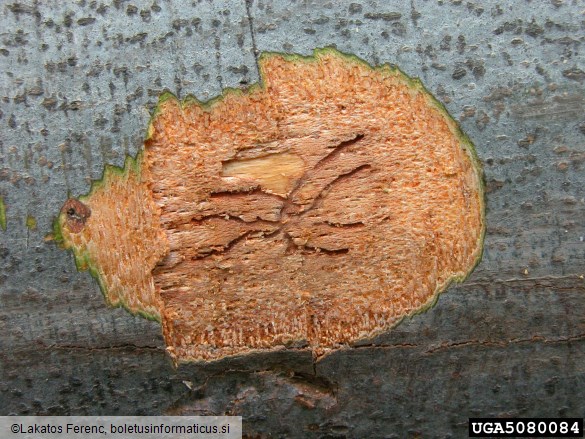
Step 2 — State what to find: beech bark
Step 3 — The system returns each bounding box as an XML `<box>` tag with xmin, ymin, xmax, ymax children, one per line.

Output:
<box><xmin>0</xmin><ymin>1</ymin><xmax>583</xmax><ymax>437</ymax></box>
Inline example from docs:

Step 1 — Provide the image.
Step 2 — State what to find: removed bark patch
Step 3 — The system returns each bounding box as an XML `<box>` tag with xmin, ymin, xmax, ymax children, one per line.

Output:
<box><xmin>54</xmin><ymin>48</ymin><xmax>485</xmax><ymax>363</ymax></box>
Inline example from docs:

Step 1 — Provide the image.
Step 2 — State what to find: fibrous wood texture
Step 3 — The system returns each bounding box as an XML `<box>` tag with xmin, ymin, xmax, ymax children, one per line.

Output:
<box><xmin>55</xmin><ymin>49</ymin><xmax>484</xmax><ymax>362</ymax></box>
<box><xmin>1</xmin><ymin>1</ymin><xmax>584</xmax><ymax>436</ymax></box>
<box><xmin>56</xmin><ymin>157</ymin><xmax>167</xmax><ymax>320</ymax></box>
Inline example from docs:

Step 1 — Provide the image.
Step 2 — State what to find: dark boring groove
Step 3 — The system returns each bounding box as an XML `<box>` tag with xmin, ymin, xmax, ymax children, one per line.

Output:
<box><xmin>314</xmin><ymin>133</ymin><xmax>365</xmax><ymax>170</ymax></box>
<box><xmin>323</xmin><ymin>221</ymin><xmax>366</xmax><ymax>229</ymax></box>
<box><xmin>325</xmin><ymin>163</ymin><xmax>373</xmax><ymax>189</ymax></box>
<box><xmin>297</xmin><ymin>164</ymin><xmax>373</xmax><ymax>217</ymax></box>
<box><xmin>284</xmin><ymin>133</ymin><xmax>366</xmax><ymax>212</ymax></box>
<box><xmin>281</xmin><ymin>231</ymin><xmax>350</xmax><ymax>256</ymax></box>
<box><xmin>191</xmin><ymin>230</ymin><xmax>254</xmax><ymax>260</ymax></box>
<box><xmin>196</xmin><ymin>147</ymin><xmax>374</xmax><ymax>260</ymax></box>
<box><xmin>301</xmin><ymin>245</ymin><xmax>350</xmax><ymax>255</ymax></box>
<box><xmin>210</xmin><ymin>187</ymin><xmax>287</xmax><ymax>201</ymax></box>
<box><xmin>190</xmin><ymin>213</ymin><xmax>279</xmax><ymax>225</ymax></box>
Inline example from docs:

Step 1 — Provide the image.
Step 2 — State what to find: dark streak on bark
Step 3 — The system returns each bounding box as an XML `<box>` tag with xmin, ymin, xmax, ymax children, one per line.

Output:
<box><xmin>244</xmin><ymin>0</ymin><xmax>261</xmax><ymax>80</ymax></box>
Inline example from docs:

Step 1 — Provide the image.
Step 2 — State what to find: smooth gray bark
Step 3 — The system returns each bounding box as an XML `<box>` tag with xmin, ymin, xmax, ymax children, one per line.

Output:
<box><xmin>1</xmin><ymin>0</ymin><xmax>584</xmax><ymax>437</ymax></box>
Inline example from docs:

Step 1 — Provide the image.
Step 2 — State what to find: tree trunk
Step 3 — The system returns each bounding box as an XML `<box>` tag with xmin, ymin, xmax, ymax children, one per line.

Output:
<box><xmin>1</xmin><ymin>1</ymin><xmax>583</xmax><ymax>437</ymax></box>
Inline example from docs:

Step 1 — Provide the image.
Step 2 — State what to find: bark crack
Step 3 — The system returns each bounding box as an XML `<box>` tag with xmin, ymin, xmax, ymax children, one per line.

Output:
<box><xmin>42</xmin><ymin>343</ymin><xmax>163</xmax><ymax>352</ymax></box>
<box><xmin>424</xmin><ymin>334</ymin><xmax>585</xmax><ymax>354</ymax></box>
<box><xmin>244</xmin><ymin>0</ymin><xmax>260</xmax><ymax>80</ymax></box>
<box><xmin>341</xmin><ymin>333</ymin><xmax>585</xmax><ymax>356</ymax></box>
<box><xmin>459</xmin><ymin>275</ymin><xmax>585</xmax><ymax>291</ymax></box>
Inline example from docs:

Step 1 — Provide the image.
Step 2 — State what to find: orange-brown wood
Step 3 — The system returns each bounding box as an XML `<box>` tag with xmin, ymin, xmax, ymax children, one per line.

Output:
<box><xmin>145</xmin><ymin>50</ymin><xmax>484</xmax><ymax>362</ymax></box>
<box><xmin>57</xmin><ymin>49</ymin><xmax>484</xmax><ymax>363</ymax></box>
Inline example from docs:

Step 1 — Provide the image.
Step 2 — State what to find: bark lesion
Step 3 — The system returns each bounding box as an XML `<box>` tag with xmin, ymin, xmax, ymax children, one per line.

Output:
<box><xmin>169</xmin><ymin>48</ymin><xmax>484</xmax><ymax>358</ymax></box>
<box><xmin>56</xmin><ymin>49</ymin><xmax>485</xmax><ymax>363</ymax></box>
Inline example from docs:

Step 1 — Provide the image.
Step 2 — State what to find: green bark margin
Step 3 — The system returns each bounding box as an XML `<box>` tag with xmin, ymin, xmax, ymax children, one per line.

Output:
<box><xmin>52</xmin><ymin>153</ymin><xmax>159</xmax><ymax>322</ymax></box>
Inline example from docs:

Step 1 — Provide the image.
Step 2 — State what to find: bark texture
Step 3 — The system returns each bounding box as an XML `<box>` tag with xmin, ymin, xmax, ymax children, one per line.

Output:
<box><xmin>1</xmin><ymin>1</ymin><xmax>584</xmax><ymax>437</ymax></box>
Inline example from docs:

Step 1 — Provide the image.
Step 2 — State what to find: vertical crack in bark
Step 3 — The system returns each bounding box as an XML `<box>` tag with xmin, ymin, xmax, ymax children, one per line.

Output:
<box><xmin>244</xmin><ymin>0</ymin><xmax>261</xmax><ymax>80</ymax></box>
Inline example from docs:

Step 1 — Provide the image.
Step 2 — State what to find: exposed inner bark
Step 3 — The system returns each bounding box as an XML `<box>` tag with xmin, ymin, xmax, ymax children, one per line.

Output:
<box><xmin>57</xmin><ymin>157</ymin><xmax>168</xmax><ymax>320</ymax></box>
<box><xmin>57</xmin><ymin>49</ymin><xmax>484</xmax><ymax>363</ymax></box>
<box><xmin>144</xmin><ymin>50</ymin><xmax>485</xmax><ymax>362</ymax></box>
